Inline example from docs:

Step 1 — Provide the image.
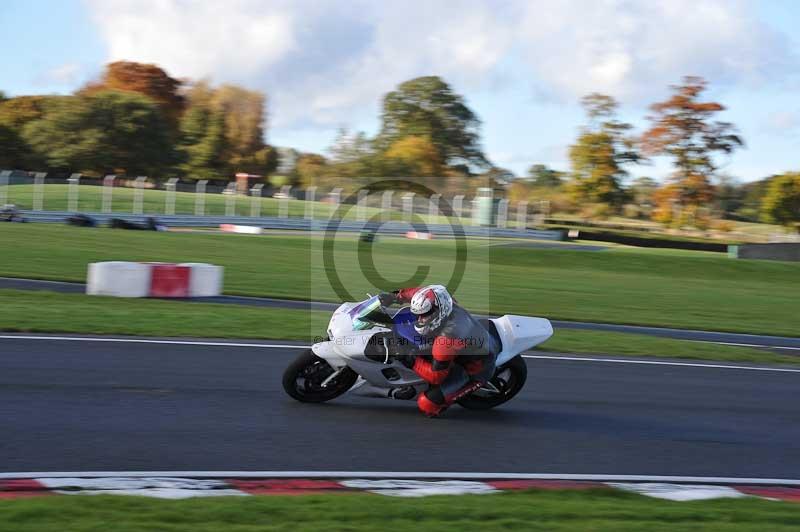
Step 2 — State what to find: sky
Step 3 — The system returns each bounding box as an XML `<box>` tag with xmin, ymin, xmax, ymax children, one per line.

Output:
<box><xmin>2</xmin><ymin>0</ymin><xmax>799</xmax><ymax>182</ymax></box>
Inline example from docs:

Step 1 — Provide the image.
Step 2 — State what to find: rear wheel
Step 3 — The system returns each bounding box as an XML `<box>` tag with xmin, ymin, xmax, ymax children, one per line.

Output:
<box><xmin>457</xmin><ymin>355</ymin><xmax>528</xmax><ymax>410</ymax></box>
<box><xmin>282</xmin><ymin>349</ymin><xmax>358</xmax><ymax>403</ymax></box>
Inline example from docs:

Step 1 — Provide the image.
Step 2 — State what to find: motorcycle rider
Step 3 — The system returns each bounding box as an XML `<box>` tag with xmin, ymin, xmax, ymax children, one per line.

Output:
<box><xmin>379</xmin><ymin>285</ymin><xmax>500</xmax><ymax>417</ymax></box>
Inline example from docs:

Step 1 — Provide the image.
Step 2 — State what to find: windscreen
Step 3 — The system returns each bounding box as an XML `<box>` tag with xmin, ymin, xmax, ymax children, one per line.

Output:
<box><xmin>348</xmin><ymin>295</ymin><xmax>392</xmax><ymax>330</ymax></box>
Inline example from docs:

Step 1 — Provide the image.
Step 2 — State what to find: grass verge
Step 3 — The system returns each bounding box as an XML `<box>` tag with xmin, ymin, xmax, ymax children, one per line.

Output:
<box><xmin>0</xmin><ymin>289</ymin><xmax>328</xmax><ymax>340</ymax></box>
<box><xmin>1</xmin><ymin>290</ymin><xmax>796</xmax><ymax>366</ymax></box>
<box><xmin>0</xmin><ymin>225</ymin><xmax>798</xmax><ymax>336</ymax></box>
<box><xmin>1</xmin><ymin>490</ymin><xmax>799</xmax><ymax>532</ymax></box>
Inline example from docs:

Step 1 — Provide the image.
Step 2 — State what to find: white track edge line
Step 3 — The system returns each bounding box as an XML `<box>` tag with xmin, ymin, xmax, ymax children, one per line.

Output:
<box><xmin>0</xmin><ymin>335</ymin><xmax>306</xmax><ymax>349</ymax></box>
<box><xmin>2</xmin><ymin>471</ymin><xmax>800</xmax><ymax>485</ymax></box>
<box><xmin>697</xmin><ymin>340</ymin><xmax>800</xmax><ymax>351</ymax></box>
<box><xmin>522</xmin><ymin>354</ymin><xmax>800</xmax><ymax>373</ymax></box>
<box><xmin>2</xmin><ymin>335</ymin><xmax>799</xmax><ymax>373</ymax></box>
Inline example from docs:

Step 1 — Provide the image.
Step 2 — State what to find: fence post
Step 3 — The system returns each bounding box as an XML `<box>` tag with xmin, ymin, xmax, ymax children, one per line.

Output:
<box><xmin>101</xmin><ymin>175</ymin><xmax>115</xmax><ymax>213</ymax></box>
<box><xmin>452</xmin><ymin>195</ymin><xmax>464</xmax><ymax>219</ymax></box>
<box><xmin>195</xmin><ymin>180</ymin><xmax>208</xmax><ymax>216</ymax></box>
<box><xmin>304</xmin><ymin>186</ymin><xmax>316</xmax><ymax>220</ymax></box>
<box><xmin>534</xmin><ymin>199</ymin><xmax>548</xmax><ymax>226</ymax></box>
<box><xmin>250</xmin><ymin>183</ymin><xmax>264</xmax><ymax>217</ymax></box>
<box><xmin>67</xmin><ymin>173</ymin><xmax>81</xmax><ymax>212</ymax></box>
<box><xmin>357</xmin><ymin>189</ymin><xmax>368</xmax><ymax>222</ymax></box>
<box><xmin>429</xmin><ymin>194</ymin><xmax>440</xmax><ymax>220</ymax></box>
<box><xmin>32</xmin><ymin>172</ymin><xmax>46</xmax><ymax>211</ymax></box>
<box><xmin>497</xmin><ymin>199</ymin><xmax>509</xmax><ymax>228</ymax></box>
<box><xmin>403</xmin><ymin>193</ymin><xmax>415</xmax><ymax>222</ymax></box>
<box><xmin>225</xmin><ymin>182</ymin><xmax>237</xmax><ymax>216</ymax></box>
<box><xmin>330</xmin><ymin>188</ymin><xmax>342</xmax><ymax>218</ymax></box>
<box><xmin>381</xmin><ymin>190</ymin><xmax>393</xmax><ymax>222</ymax></box>
<box><xmin>278</xmin><ymin>185</ymin><xmax>291</xmax><ymax>218</ymax></box>
<box><xmin>165</xmin><ymin>178</ymin><xmax>179</xmax><ymax>215</ymax></box>
<box><xmin>0</xmin><ymin>170</ymin><xmax>9</xmax><ymax>206</ymax></box>
<box><xmin>133</xmin><ymin>176</ymin><xmax>147</xmax><ymax>214</ymax></box>
<box><xmin>516</xmin><ymin>200</ymin><xmax>528</xmax><ymax>231</ymax></box>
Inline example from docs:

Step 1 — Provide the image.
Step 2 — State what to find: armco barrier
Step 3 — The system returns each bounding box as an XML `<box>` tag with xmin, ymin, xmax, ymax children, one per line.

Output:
<box><xmin>559</xmin><ymin>227</ymin><xmax>729</xmax><ymax>252</ymax></box>
<box><xmin>87</xmin><ymin>262</ymin><xmax>223</xmax><ymax>298</ymax></box>
<box><xmin>20</xmin><ymin>210</ymin><xmax>565</xmax><ymax>241</ymax></box>
<box><xmin>729</xmin><ymin>243</ymin><xmax>800</xmax><ymax>262</ymax></box>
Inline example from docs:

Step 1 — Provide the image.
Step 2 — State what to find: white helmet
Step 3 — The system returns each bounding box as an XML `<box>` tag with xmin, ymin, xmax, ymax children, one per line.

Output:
<box><xmin>409</xmin><ymin>285</ymin><xmax>453</xmax><ymax>335</ymax></box>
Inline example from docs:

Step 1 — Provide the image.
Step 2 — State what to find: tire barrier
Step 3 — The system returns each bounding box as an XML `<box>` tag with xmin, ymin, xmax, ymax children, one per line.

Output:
<box><xmin>86</xmin><ymin>261</ymin><xmax>223</xmax><ymax>298</ymax></box>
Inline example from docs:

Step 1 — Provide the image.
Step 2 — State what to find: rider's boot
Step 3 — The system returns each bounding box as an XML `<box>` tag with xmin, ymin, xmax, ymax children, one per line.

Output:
<box><xmin>417</xmin><ymin>388</ymin><xmax>448</xmax><ymax>417</ymax></box>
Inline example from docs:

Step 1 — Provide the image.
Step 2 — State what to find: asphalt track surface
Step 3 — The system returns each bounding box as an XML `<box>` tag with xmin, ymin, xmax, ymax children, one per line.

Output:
<box><xmin>3</xmin><ymin>276</ymin><xmax>799</xmax><ymax>352</ymax></box>
<box><xmin>2</xmin><ymin>334</ymin><xmax>799</xmax><ymax>477</ymax></box>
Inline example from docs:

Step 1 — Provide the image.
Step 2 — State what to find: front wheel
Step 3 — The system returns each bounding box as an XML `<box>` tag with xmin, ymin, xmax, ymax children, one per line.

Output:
<box><xmin>282</xmin><ymin>349</ymin><xmax>358</xmax><ymax>403</ymax></box>
<box><xmin>457</xmin><ymin>355</ymin><xmax>528</xmax><ymax>410</ymax></box>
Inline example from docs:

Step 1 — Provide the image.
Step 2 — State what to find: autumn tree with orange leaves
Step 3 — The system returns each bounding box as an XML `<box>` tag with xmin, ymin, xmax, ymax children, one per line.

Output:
<box><xmin>642</xmin><ymin>76</ymin><xmax>743</xmax><ymax>225</ymax></box>
<box><xmin>81</xmin><ymin>61</ymin><xmax>185</xmax><ymax>132</ymax></box>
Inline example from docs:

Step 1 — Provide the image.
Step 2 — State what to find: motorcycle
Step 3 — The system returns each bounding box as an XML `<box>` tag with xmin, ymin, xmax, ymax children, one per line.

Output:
<box><xmin>282</xmin><ymin>295</ymin><xmax>553</xmax><ymax>410</ymax></box>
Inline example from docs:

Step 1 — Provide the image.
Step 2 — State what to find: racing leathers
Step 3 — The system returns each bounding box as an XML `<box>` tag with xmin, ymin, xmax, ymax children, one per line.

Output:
<box><xmin>393</xmin><ymin>287</ymin><xmax>500</xmax><ymax>416</ymax></box>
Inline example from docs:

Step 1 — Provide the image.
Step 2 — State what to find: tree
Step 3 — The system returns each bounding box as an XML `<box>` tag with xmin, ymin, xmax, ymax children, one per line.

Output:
<box><xmin>178</xmin><ymin>89</ymin><xmax>227</xmax><ymax>178</ymax></box>
<box><xmin>211</xmin><ymin>84</ymin><xmax>274</xmax><ymax>174</ymax></box>
<box><xmin>715</xmin><ymin>174</ymin><xmax>746</xmax><ymax>218</ymax></box>
<box><xmin>737</xmin><ymin>176</ymin><xmax>773</xmax><ymax>221</ymax></box>
<box><xmin>629</xmin><ymin>176</ymin><xmax>657</xmax><ymax>208</ymax></box>
<box><xmin>0</xmin><ymin>95</ymin><xmax>55</xmax><ymax>168</ymax></box>
<box><xmin>23</xmin><ymin>91</ymin><xmax>173</xmax><ymax>175</ymax></box>
<box><xmin>384</xmin><ymin>135</ymin><xmax>444</xmax><ymax>178</ymax></box>
<box><xmin>293</xmin><ymin>153</ymin><xmax>329</xmax><ymax>188</ymax></box>
<box><xmin>327</xmin><ymin>128</ymin><xmax>378</xmax><ymax>182</ymax></box>
<box><xmin>178</xmin><ymin>81</ymin><xmax>277</xmax><ymax>178</ymax></box>
<box><xmin>377</xmin><ymin>76</ymin><xmax>487</xmax><ymax>172</ymax></box>
<box><xmin>567</xmin><ymin>93</ymin><xmax>638</xmax><ymax>212</ymax></box>
<box><xmin>82</xmin><ymin>61</ymin><xmax>184</xmax><ymax>131</ymax></box>
<box><xmin>642</xmin><ymin>76</ymin><xmax>743</xmax><ymax>218</ymax></box>
<box><xmin>527</xmin><ymin>164</ymin><xmax>563</xmax><ymax>188</ymax></box>
<box><xmin>761</xmin><ymin>172</ymin><xmax>800</xmax><ymax>231</ymax></box>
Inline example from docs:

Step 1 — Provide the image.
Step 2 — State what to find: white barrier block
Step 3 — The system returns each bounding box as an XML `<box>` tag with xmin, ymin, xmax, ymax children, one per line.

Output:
<box><xmin>180</xmin><ymin>263</ymin><xmax>224</xmax><ymax>297</ymax></box>
<box><xmin>87</xmin><ymin>262</ymin><xmax>151</xmax><ymax>297</ymax></box>
<box><xmin>220</xmin><ymin>224</ymin><xmax>262</xmax><ymax>235</ymax></box>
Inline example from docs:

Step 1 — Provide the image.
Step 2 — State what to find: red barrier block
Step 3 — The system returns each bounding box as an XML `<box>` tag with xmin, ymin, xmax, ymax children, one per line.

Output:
<box><xmin>0</xmin><ymin>479</ymin><xmax>51</xmax><ymax>498</ymax></box>
<box><xmin>227</xmin><ymin>479</ymin><xmax>345</xmax><ymax>495</ymax></box>
<box><xmin>735</xmin><ymin>486</ymin><xmax>800</xmax><ymax>502</ymax></box>
<box><xmin>149</xmin><ymin>264</ymin><xmax>191</xmax><ymax>297</ymax></box>
<box><xmin>486</xmin><ymin>480</ymin><xmax>604</xmax><ymax>491</ymax></box>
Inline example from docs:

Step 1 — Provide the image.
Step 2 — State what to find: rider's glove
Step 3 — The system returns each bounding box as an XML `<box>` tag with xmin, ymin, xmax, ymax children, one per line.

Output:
<box><xmin>378</xmin><ymin>291</ymin><xmax>397</xmax><ymax>307</ymax></box>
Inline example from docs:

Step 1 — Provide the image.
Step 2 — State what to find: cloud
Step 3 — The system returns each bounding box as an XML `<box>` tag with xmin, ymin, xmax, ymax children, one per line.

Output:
<box><xmin>36</xmin><ymin>62</ymin><xmax>82</xmax><ymax>86</ymax></box>
<box><xmin>86</xmin><ymin>0</ymin><xmax>793</xmax><ymax>131</ymax></box>
<box><xmin>761</xmin><ymin>110</ymin><xmax>800</xmax><ymax>135</ymax></box>
<box><xmin>515</xmin><ymin>0</ymin><xmax>793</xmax><ymax>101</ymax></box>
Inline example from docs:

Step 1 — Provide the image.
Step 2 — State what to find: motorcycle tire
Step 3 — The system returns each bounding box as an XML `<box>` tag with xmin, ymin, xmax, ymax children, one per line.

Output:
<box><xmin>457</xmin><ymin>354</ymin><xmax>528</xmax><ymax>410</ymax></box>
<box><xmin>282</xmin><ymin>349</ymin><xmax>358</xmax><ymax>403</ymax></box>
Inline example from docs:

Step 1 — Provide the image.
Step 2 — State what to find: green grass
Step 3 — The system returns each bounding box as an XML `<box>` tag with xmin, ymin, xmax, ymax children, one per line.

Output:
<box><xmin>1</xmin><ymin>490</ymin><xmax>799</xmax><ymax>532</ymax></box>
<box><xmin>5</xmin><ymin>183</ymin><xmax>336</xmax><ymax>218</ymax></box>
<box><xmin>538</xmin><ymin>329</ymin><xmax>800</xmax><ymax>365</ymax></box>
<box><xmin>1</xmin><ymin>290</ymin><xmax>796</xmax><ymax>366</ymax></box>
<box><xmin>3</xmin><ymin>184</ymin><xmax>455</xmax><ymax>224</ymax></box>
<box><xmin>0</xmin><ymin>290</ymin><xmax>328</xmax><ymax>340</ymax></box>
<box><xmin>1</xmin><ymin>224</ymin><xmax>798</xmax><ymax>336</ymax></box>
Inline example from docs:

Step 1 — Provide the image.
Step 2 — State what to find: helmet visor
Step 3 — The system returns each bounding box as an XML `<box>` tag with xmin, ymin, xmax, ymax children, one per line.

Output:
<box><xmin>415</xmin><ymin>306</ymin><xmax>437</xmax><ymax>327</ymax></box>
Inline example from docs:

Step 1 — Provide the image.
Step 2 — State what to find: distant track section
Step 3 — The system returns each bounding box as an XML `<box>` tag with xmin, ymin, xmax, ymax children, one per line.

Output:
<box><xmin>18</xmin><ymin>210</ymin><xmax>564</xmax><ymax>240</ymax></box>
